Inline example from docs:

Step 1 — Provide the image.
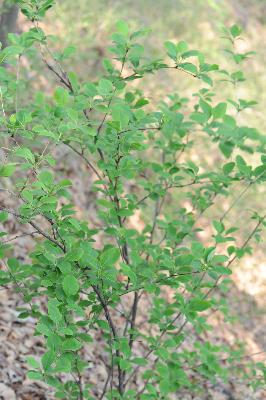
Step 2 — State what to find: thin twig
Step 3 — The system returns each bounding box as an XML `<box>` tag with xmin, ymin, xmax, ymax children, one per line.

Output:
<box><xmin>15</xmin><ymin>55</ymin><xmax>21</xmax><ymax>114</ymax></box>
<box><xmin>65</xmin><ymin>142</ymin><xmax>103</xmax><ymax>182</ymax></box>
<box><xmin>99</xmin><ymin>367</ymin><xmax>112</xmax><ymax>400</ymax></box>
<box><xmin>220</xmin><ymin>181</ymin><xmax>251</xmax><ymax>221</ymax></box>
<box><xmin>92</xmin><ymin>285</ymin><xmax>124</xmax><ymax>396</ymax></box>
<box><xmin>205</xmin><ymin>212</ymin><xmax>266</xmax><ymax>299</ymax></box>
<box><xmin>0</xmin><ymin>206</ymin><xmax>65</xmax><ymax>251</ymax></box>
<box><xmin>0</xmin><ymin>85</ymin><xmax>6</xmax><ymax>117</ymax></box>
<box><xmin>1</xmin><ymin>231</ymin><xmax>38</xmax><ymax>243</ymax></box>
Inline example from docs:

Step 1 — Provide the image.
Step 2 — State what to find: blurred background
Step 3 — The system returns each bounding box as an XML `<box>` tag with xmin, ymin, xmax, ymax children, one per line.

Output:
<box><xmin>0</xmin><ymin>1</ymin><xmax>265</xmax><ymax>399</ymax></box>
<box><xmin>1</xmin><ymin>0</ymin><xmax>266</xmax><ymax>126</ymax></box>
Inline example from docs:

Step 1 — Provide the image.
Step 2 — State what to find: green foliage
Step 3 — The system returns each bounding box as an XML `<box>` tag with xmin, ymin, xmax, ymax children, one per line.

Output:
<box><xmin>0</xmin><ymin>2</ymin><xmax>265</xmax><ymax>399</ymax></box>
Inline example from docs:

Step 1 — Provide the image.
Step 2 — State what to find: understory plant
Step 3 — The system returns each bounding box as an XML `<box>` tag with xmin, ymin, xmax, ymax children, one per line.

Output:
<box><xmin>0</xmin><ymin>1</ymin><xmax>266</xmax><ymax>399</ymax></box>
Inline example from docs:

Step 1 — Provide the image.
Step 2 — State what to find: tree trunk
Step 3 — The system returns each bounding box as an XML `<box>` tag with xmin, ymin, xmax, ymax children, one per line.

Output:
<box><xmin>0</xmin><ymin>1</ymin><xmax>19</xmax><ymax>49</ymax></box>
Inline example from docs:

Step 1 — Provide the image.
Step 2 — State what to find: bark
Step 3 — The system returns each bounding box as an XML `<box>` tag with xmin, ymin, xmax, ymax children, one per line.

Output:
<box><xmin>0</xmin><ymin>1</ymin><xmax>19</xmax><ymax>49</ymax></box>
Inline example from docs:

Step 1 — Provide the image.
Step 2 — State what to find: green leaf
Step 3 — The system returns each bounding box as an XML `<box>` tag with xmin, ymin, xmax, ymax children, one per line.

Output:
<box><xmin>36</xmin><ymin>322</ymin><xmax>51</xmax><ymax>336</ymax></box>
<box><xmin>130</xmin><ymin>28</ymin><xmax>150</xmax><ymax>41</ymax></box>
<box><xmin>7</xmin><ymin>258</ymin><xmax>19</xmax><ymax>271</ymax></box>
<box><xmin>230</xmin><ymin>24</ymin><xmax>242</xmax><ymax>38</ymax></box>
<box><xmin>54</xmin><ymin>87</ymin><xmax>69</xmax><ymax>106</ymax></box>
<box><xmin>119</xmin><ymin>338</ymin><xmax>131</xmax><ymax>357</ymax></box>
<box><xmin>200</xmin><ymin>73</ymin><xmax>213</xmax><ymax>86</ymax></box>
<box><xmin>223</xmin><ymin>162</ymin><xmax>235</xmax><ymax>175</ymax></box>
<box><xmin>62</xmin><ymin>338</ymin><xmax>82</xmax><ymax>351</ymax></box>
<box><xmin>62</xmin><ymin>274</ymin><xmax>79</xmax><ymax>296</ymax></box>
<box><xmin>134</xmin><ymin>98</ymin><xmax>149</xmax><ymax>108</ymax></box>
<box><xmin>47</xmin><ymin>300</ymin><xmax>62</xmax><ymax>323</ymax></box>
<box><xmin>96</xmin><ymin>198</ymin><xmax>115</xmax><ymax>209</ymax></box>
<box><xmin>212</xmin><ymin>102</ymin><xmax>227</xmax><ymax>119</ymax></box>
<box><xmin>42</xmin><ymin>350</ymin><xmax>56</xmax><ymax>370</ymax></box>
<box><xmin>27</xmin><ymin>371</ymin><xmax>43</xmax><ymax>380</ymax></box>
<box><xmin>97</xmin><ymin>79</ymin><xmax>113</xmax><ymax>96</ymax></box>
<box><xmin>212</xmin><ymin>255</ymin><xmax>229</xmax><ymax>263</ymax></box>
<box><xmin>55</xmin><ymin>355</ymin><xmax>72</xmax><ymax>372</ymax></box>
<box><xmin>164</xmin><ymin>41</ymin><xmax>177</xmax><ymax>60</ymax></box>
<box><xmin>77</xmin><ymin>333</ymin><xmax>93</xmax><ymax>343</ymax></box>
<box><xmin>38</xmin><ymin>170</ymin><xmax>53</xmax><ymax>186</ymax></box>
<box><xmin>219</xmin><ymin>140</ymin><xmax>234</xmax><ymax>158</ymax></box>
<box><xmin>254</xmin><ymin>164</ymin><xmax>266</xmax><ymax>177</ymax></box>
<box><xmin>120</xmin><ymin>263</ymin><xmax>137</xmax><ymax>285</ymax></box>
<box><xmin>159</xmin><ymin>379</ymin><xmax>170</xmax><ymax>394</ymax></box>
<box><xmin>83</xmin><ymin>82</ymin><xmax>97</xmax><ymax>97</ymax></box>
<box><xmin>119</xmin><ymin>359</ymin><xmax>131</xmax><ymax>371</ymax></box>
<box><xmin>199</xmin><ymin>99</ymin><xmax>212</xmax><ymax>119</ymax></box>
<box><xmin>97</xmin><ymin>320</ymin><xmax>110</xmax><ymax>331</ymax></box>
<box><xmin>0</xmin><ymin>45</ymin><xmax>24</xmax><ymax>64</ymax></box>
<box><xmin>100</xmin><ymin>247</ymin><xmax>120</xmax><ymax>266</ymax></box>
<box><xmin>191</xmin><ymin>241</ymin><xmax>204</xmax><ymax>257</ymax></box>
<box><xmin>213</xmin><ymin>266</ymin><xmax>232</xmax><ymax>275</ymax></box>
<box><xmin>26</xmin><ymin>356</ymin><xmax>40</xmax><ymax>369</ymax></box>
<box><xmin>178</xmin><ymin>62</ymin><xmax>198</xmax><ymax>75</ymax></box>
<box><xmin>111</xmin><ymin>103</ymin><xmax>131</xmax><ymax>128</ymax></box>
<box><xmin>68</xmin><ymin>72</ymin><xmax>79</xmax><ymax>92</ymax></box>
<box><xmin>33</xmin><ymin>126</ymin><xmax>57</xmax><ymax>139</ymax></box>
<box><xmin>0</xmin><ymin>211</ymin><xmax>8</xmax><ymax>223</ymax></box>
<box><xmin>62</xmin><ymin>45</ymin><xmax>76</xmax><ymax>60</ymax></box>
<box><xmin>181</xmin><ymin>50</ymin><xmax>200</xmax><ymax>59</ymax></box>
<box><xmin>177</xmin><ymin>40</ymin><xmax>188</xmax><ymax>53</ymax></box>
<box><xmin>0</xmin><ymin>164</ymin><xmax>16</xmax><ymax>177</ymax></box>
<box><xmin>213</xmin><ymin>220</ymin><xmax>224</xmax><ymax>233</ymax></box>
<box><xmin>236</xmin><ymin>155</ymin><xmax>246</xmax><ymax>167</ymax></box>
<box><xmin>132</xmin><ymin>357</ymin><xmax>147</xmax><ymax>366</ymax></box>
<box><xmin>15</xmin><ymin>147</ymin><xmax>35</xmax><ymax>163</ymax></box>
<box><xmin>155</xmin><ymin>347</ymin><xmax>169</xmax><ymax>360</ymax></box>
<box><xmin>116</xmin><ymin>20</ymin><xmax>129</xmax><ymax>36</ymax></box>
<box><xmin>58</xmin><ymin>261</ymin><xmax>72</xmax><ymax>274</ymax></box>
<box><xmin>189</xmin><ymin>299</ymin><xmax>211</xmax><ymax>312</ymax></box>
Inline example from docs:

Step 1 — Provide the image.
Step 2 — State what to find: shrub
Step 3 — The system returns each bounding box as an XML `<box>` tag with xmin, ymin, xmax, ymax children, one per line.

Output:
<box><xmin>0</xmin><ymin>1</ymin><xmax>265</xmax><ymax>399</ymax></box>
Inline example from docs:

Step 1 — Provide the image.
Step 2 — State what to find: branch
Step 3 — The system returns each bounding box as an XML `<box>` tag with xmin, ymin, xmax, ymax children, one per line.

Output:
<box><xmin>75</xmin><ymin>358</ymin><xmax>84</xmax><ymax>400</ymax></box>
<box><xmin>65</xmin><ymin>142</ymin><xmax>104</xmax><ymax>182</ymax></box>
<box><xmin>220</xmin><ymin>181</ymin><xmax>252</xmax><ymax>222</ymax></box>
<box><xmin>205</xmin><ymin>212</ymin><xmax>266</xmax><ymax>299</ymax></box>
<box><xmin>95</xmin><ymin>48</ymin><xmax>129</xmax><ymax>143</ymax></box>
<box><xmin>0</xmin><ymin>206</ymin><xmax>65</xmax><ymax>252</ymax></box>
<box><xmin>92</xmin><ymin>285</ymin><xmax>124</xmax><ymax>395</ymax></box>
<box><xmin>1</xmin><ymin>231</ymin><xmax>38</xmax><ymax>243</ymax></box>
<box><xmin>136</xmin><ymin>178</ymin><xmax>231</xmax><ymax>206</ymax></box>
<box><xmin>99</xmin><ymin>367</ymin><xmax>112</xmax><ymax>400</ymax></box>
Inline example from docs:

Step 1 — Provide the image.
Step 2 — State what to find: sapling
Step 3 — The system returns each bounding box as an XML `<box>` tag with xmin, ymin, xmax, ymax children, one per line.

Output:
<box><xmin>0</xmin><ymin>1</ymin><xmax>265</xmax><ymax>399</ymax></box>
